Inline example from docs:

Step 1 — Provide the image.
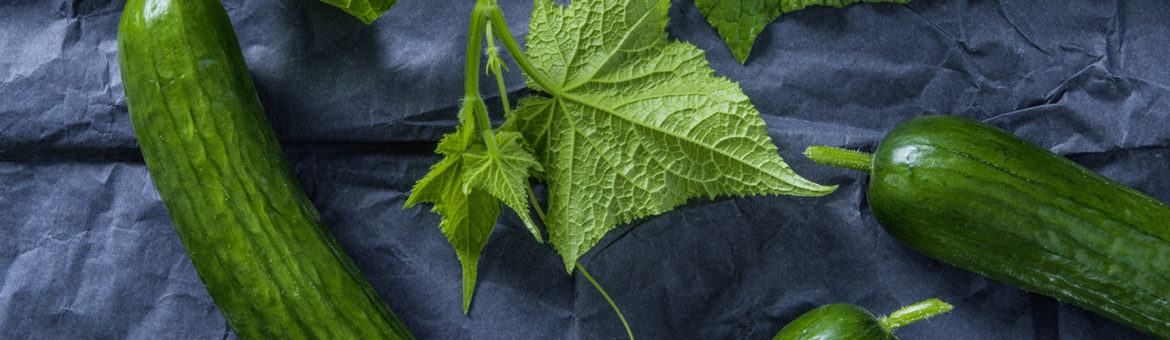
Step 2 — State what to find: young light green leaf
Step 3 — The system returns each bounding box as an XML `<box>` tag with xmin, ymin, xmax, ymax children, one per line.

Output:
<box><xmin>463</xmin><ymin>131</ymin><xmax>545</xmax><ymax>242</ymax></box>
<box><xmin>504</xmin><ymin>0</ymin><xmax>837</xmax><ymax>272</ymax></box>
<box><xmin>695</xmin><ymin>0</ymin><xmax>910</xmax><ymax>63</ymax></box>
<box><xmin>319</xmin><ymin>0</ymin><xmax>398</xmax><ymax>24</ymax></box>
<box><xmin>404</xmin><ymin>124</ymin><xmax>499</xmax><ymax>313</ymax></box>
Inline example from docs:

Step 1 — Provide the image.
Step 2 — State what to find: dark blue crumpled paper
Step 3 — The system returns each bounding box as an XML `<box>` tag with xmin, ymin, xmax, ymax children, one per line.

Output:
<box><xmin>1</xmin><ymin>0</ymin><xmax>1167</xmax><ymax>338</ymax></box>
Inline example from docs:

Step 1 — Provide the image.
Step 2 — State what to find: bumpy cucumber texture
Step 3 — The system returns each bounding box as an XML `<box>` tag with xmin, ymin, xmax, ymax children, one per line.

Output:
<box><xmin>118</xmin><ymin>0</ymin><xmax>414</xmax><ymax>338</ymax></box>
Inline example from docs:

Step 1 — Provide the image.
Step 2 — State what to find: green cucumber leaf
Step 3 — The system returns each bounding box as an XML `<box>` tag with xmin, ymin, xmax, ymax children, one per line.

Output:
<box><xmin>504</xmin><ymin>0</ymin><xmax>837</xmax><ymax>272</ymax></box>
<box><xmin>405</xmin><ymin>123</ymin><xmax>499</xmax><ymax>313</ymax></box>
<box><xmin>463</xmin><ymin>131</ymin><xmax>544</xmax><ymax>242</ymax></box>
<box><xmin>695</xmin><ymin>0</ymin><xmax>910</xmax><ymax>63</ymax></box>
<box><xmin>319</xmin><ymin>0</ymin><xmax>398</xmax><ymax>24</ymax></box>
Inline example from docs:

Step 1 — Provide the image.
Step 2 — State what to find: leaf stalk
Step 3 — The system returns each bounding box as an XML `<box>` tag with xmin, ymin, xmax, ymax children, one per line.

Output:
<box><xmin>483</xmin><ymin>5</ymin><xmax>563</xmax><ymax>97</ymax></box>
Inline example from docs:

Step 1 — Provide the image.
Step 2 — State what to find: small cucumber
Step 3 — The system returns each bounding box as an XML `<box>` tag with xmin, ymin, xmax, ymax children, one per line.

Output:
<box><xmin>117</xmin><ymin>0</ymin><xmax>414</xmax><ymax>338</ymax></box>
<box><xmin>806</xmin><ymin>115</ymin><xmax>1170</xmax><ymax>337</ymax></box>
<box><xmin>773</xmin><ymin>299</ymin><xmax>953</xmax><ymax>340</ymax></box>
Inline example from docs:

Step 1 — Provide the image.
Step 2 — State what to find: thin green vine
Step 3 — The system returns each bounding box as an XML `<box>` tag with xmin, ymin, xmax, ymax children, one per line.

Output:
<box><xmin>528</xmin><ymin>185</ymin><xmax>547</xmax><ymax>224</ymax></box>
<box><xmin>577</xmin><ymin>261</ymin><xmax>635</xmax><ymax>340</ymax></box>
<box><xmin>485</xmin><ymin>24</ymin><xmax>513</xmax><ymax>118</ymax></box>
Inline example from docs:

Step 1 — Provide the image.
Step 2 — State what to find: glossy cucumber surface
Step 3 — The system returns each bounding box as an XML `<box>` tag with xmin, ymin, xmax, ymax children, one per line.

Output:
<box><xmin>869</xmin><ymin>115</ymin><xmax>1170</xmax><ymax>337</ymax></box>
<box><xmin>117</xmin><ymin>0</ymin><xmax>413</xmax><ymax>338</ymax></box>
<box><xmin>773</xmin><ymin>303</ymin><xmax>894</xmax><ymax>340</ymax></box>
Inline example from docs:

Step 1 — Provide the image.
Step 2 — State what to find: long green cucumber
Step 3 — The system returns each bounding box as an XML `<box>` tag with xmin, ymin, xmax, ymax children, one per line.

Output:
<box><xmin>806</xmin><ymin>115</ymin><xmax>1170</xmax><ymax>337</ymax></box>
<box><xmin>117</xmin><ymin>0</ymin><xmax>413</xmax><ymax>338</ymax></box>
<box><xmin>772</xmin><ymin>298</ymin><xmax>953</xmax><ymax>340</ymax></box>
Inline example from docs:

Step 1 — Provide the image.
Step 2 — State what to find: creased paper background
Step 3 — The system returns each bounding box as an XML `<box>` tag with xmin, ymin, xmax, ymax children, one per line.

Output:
<box><xmin>1</xmin><ymin>0</ymin><xmax>1167</xmax><ymax>338</ymax></box>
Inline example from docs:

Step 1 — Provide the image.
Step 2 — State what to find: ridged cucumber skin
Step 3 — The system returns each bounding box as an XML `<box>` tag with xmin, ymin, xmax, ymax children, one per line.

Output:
<box><xmin>869</xmin><ymin>115</ymin><xmax>1170</xmax><ymax>337</ymax></box>
<box><xmin>773</xmin><ymin>303</ymin><xmax>894</xmax><ymax>340</ymax></box>
<box><xmin>117</xmin><ymin>0</ymin><xmax>414</xmax><ymax>338</ymax></box>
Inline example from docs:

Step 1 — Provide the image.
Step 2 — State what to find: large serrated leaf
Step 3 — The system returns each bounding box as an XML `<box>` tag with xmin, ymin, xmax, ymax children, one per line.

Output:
<box><xmin>695</xmin><ymin>0</ymin><xmax>910</xmax><ymax>63</ymax></box>
<box><xmin>504</xmin><ymin>0</ymin><xmax>836</xmax><ymax>272</ymax></box>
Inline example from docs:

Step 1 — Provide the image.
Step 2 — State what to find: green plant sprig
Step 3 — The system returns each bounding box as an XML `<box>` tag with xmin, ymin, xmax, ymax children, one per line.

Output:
<box><xmin>408</xmin><ymin>0</ymin><xmax>834</xmax><ymax>330</ymax></box>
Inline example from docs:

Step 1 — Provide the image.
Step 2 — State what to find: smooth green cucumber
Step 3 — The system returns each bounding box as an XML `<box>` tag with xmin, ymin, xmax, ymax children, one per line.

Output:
<box><xmin>773</xmin><ymin>299</ymin><xmax>953</xmax><ymax>340</ymax></box>
<box><xmin>807</xmin><ymin>115</ymin><xmax>1170</xmax><ymax>337</ymax></box>
<box><xmin>117</xmin><ymin>0</ymin><xmax>413</xmax><ymax>338</ymax></box>
<box><xmin>775</xmin><ymin>304</ymin><xmax>892</xmax><ymax>340</ymax></box>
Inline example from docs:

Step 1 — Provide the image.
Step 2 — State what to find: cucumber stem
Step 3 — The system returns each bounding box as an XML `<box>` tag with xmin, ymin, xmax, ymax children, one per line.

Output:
<box><xmin>878</xmin><ymin>298</ymin><xmax>954</xmax><ymax>332</ymax></box>
<box><xmin>803</xmin><ymin>146</ymin><xmax>874</xmax><ymax>173</ymax></box>
<box><xmin>576</xmin><ymin>261</ymin><xmax>634</xmax><ymax>340</ymax></box>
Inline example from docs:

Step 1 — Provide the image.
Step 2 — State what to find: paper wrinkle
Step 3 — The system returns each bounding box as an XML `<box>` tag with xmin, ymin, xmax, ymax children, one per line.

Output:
<box><xmin>992</xmin><ymin>1</ymin><xmax>1049</xmax><ymax>56</ymax></box>
<box><xmin>51</xmin><ymin>0</ymin><xmax>123</xmax><ymax>19</ymax></box>
<box><xmin>2</xmin><ymin>19</ymin><xmax>69</xmax><ymax>84</ymax></box>
<box><xmin>0</xmin><ymin>11</ymin><xmax>132</xmax><ymax>152</ymax></box>
<box><xmin>1017</xmin><ymin>64</ymin><xmax>1170</xmax><ymax>155</ymax></box>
